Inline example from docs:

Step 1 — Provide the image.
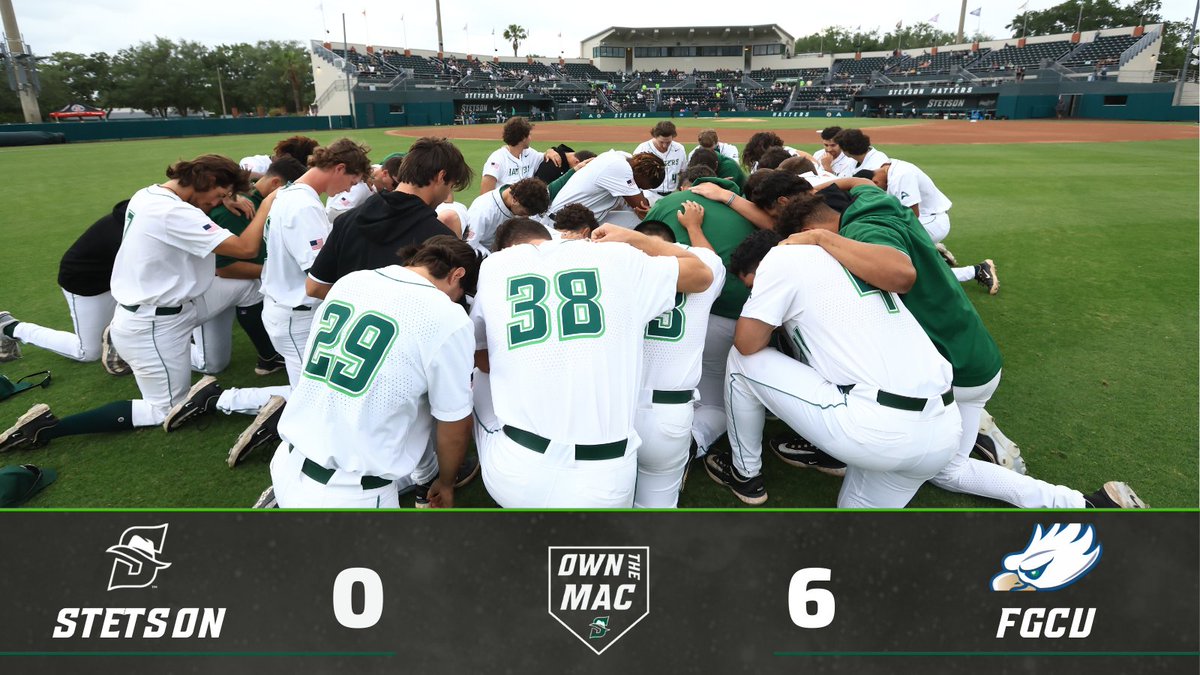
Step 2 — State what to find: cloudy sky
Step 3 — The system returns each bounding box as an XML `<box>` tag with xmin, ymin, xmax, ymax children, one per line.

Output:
<box><xmin>10</xmin><ymin>0</ymin><xmax>1196</xmax><ymax>58</ymax></box>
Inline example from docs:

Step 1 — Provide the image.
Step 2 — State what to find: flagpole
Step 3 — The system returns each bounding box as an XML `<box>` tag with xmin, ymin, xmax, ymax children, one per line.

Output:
<box><xmin>1076</xmin><ymin>0</ymin><xmax>1084</xmax><ymax>34</ymax></box>
<box><xmin>957</xmin><ymin>0</ymin><xmax>967</xmax><ymax>43</ymax></box>
<box><xmin>343</xmin><ymin>12</ymin><xmax>355</xmax><ymax>128</ymax></box>
<box><xmin>1022</xmin><ymin>8</ymin><xmax>1029</xmax><ymax>38</ymax></box>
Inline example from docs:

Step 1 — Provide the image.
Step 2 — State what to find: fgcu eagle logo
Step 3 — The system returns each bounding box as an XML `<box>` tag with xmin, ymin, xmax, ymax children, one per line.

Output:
<box><xmin>549</xmin><ymin>546</ymin><xmax>649</xmax><ymax>655</ymax></box>
<box><xmin>991</xmin><ymin>523</ymin><xmax>1101</xmax><ymax>592</ymax></box>
<box><xmin>106</xmin><ymin>524</ymin><xmax>172</xmax><ymax>591</ymax></box>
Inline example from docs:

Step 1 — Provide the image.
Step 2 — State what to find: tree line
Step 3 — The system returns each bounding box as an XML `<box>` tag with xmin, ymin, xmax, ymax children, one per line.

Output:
<box><xmin>0</xmin><ymin>38</ymin><xmax>314</xmax><ymax>123</ymax></box>
<box><xmin>792</xmin><ymin>0</ymin><xmax>1192</xmax><ymax>72</ymax></box>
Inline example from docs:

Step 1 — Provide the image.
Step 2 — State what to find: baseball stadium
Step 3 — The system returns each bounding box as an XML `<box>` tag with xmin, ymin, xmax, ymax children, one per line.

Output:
<box><xmin>0</xmin><ymin>1</ymin><xmax>1197</xmax><ymax>510</ymax></box>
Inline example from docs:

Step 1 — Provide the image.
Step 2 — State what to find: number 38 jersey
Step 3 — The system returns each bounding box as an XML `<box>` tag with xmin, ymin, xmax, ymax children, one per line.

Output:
<box><xmin>471</xmin><ymin>239</ymin><xmax>679</xmax><ymax>444</ymax></box>
<box><xmin>742</xmin><ymin>246</ymin><xmax>951</xmax><ymax>398</ymax></box>
<box><xmin>278</xmin><ymin>265</ymin><xmax>475</xmax><ymax>479</ymax></box>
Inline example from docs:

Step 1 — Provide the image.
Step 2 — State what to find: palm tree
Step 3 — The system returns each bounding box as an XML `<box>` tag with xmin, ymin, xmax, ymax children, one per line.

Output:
<box><xmin>502</xmin><ymin>25</ymin><xmax>528</xmax><ymax>58</ymax></box>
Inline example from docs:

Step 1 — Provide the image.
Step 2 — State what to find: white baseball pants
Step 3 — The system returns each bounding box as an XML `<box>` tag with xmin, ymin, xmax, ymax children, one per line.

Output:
<box><xmin>920</xmin><ymin>212</ymin><xmax>951</xmax><ymax>243</ymax></box>
<box><xmin>108</xmin><ymin>302</ymin><xmax>200</xmax><ymax>427</ymax></box>
<box><xmin>269</xmin><ymin>442</ymin><xmax>398</xmax><ymax>508</ymax></box>
<box><xmin>473</xmin><ymin>370</ymin><xmax>637</xmax><ymax>508</ymax></box>
<box><xmin>929</xmin><ymin>370</ymin><xmax>1086</xmax><ymax>508</ymax></box>
<box><xmin>725</xmin><ymin>346</ymin><xmax>961</xmax><ymax>508</ymax></box>
<box><xmin>262</xmin><ymin>302</ymin><xmax>315</xmax><ymax>387</ymax></box>
<box><xmin>12</xmin><ymin>289</ymin><xmax>116</xmax><ymax>362</ymax></box>
<box><xmin>632</xmin><ymin>393</ymin><xmax>694</xmax><ymax>508</ymax></box>
<box><xmin>693</xmin><ymin>314</ymin><xmax>736</xmax><ymax>454</ymax></box>
<box><xmin>190</xmin><ymin>277</ymin><xmax>263</xmax><ymax>374</ymax></box>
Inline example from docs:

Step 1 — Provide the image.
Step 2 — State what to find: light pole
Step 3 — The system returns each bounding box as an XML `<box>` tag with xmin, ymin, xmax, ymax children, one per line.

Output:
<box><xmin>343</xmin><ymin>12</ymin><xmax>356</xmax><ymax>128</ymax></box>
<box><xmin>0</xmin><ymin>0</ymin><xmax>41</xmax><ymax>123</ymax></box>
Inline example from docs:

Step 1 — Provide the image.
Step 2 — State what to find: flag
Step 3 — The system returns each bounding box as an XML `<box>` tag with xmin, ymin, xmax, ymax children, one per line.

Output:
<box><xmin>969</xmin><ymin>7</ymin><xmax>981</xmax><ymax>16</ymax></box>
<box><xmin>309</xmin><ymin>238</ymin><xmax>324</xmax><ymax>250</ymax></box>
<box><xmin>895</xmin><ymin>20</ymin><xmax>903</xmax><ymax>30</ymax></box>
<box><xmin>1018</xmin><ymin>1</ymin><xmax>1028</xmax><ymax>10</ymax></box>
<box><xmin>928</xmin><ymin>13</ymin><xmax>939</xmax><ymax>22</ymax></box>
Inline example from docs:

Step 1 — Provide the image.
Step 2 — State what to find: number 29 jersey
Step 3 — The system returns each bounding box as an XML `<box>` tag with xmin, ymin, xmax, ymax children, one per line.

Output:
<box><xmin>471</xmin><ymin>239</ymin><xmax>679</xmax><ymax>444</ymax></box>
<box><xmin>278</xmin><ymin>265</ymin><xmax>475</xmax><ymax>479</ymax></box>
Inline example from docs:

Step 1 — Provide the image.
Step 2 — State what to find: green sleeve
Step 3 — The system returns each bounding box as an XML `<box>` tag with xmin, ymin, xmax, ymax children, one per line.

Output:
<box><xmin>718</xmin><ymin>157</ymin><xmax>746</xmax><ymax>189</ymax></box>
<box><xmin>546</xmin><ymin>169</ymin><xmax>576</xmax><ymax>202</ymax></box>
<box><xmin>840</xmin><ymin>220</ymin><xmax>911</xmax><ymax>256</ymax></box>
<box><xmin>844</xmin><ymin>184</ymin><xmax>910</xmax><ymax>222</ymax></box>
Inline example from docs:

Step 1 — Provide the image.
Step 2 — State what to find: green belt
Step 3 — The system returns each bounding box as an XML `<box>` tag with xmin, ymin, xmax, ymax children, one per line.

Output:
<box><xmin>120</xmin><ymin>304</ymin><xmax>182</xmax><ymax>316</ymax></box>
<box><xmin>289</xmin><ymin>444</ymin><xmax>392</xmax><ymax>490</ymax></box>
<box><xmin>502</xmin><ymin>425</ymin><xmax>627</xmax><ymax>461</ymax></box>
<box><xmin>651</xmin><ymin>389</ymin><xmax>693</xmax><ymax>404</ymax></box>
<box><xmin>840</xmin><ymin>384</ymin><xmax>955</xmax><ymax>412</ymax></box>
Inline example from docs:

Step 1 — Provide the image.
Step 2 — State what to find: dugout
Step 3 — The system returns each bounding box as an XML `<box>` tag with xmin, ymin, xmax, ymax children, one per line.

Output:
<box><xmin>351</xmin><ymin>88</ymin><xmax>554</xmax><ymax>127</ymax></box>
<box><xmin>855</xmin><ymin>83</ymin><xmax>1001</xmax><ymax>119</ymax></box>
<box><xmin>992</xmin><ymin>80</ymin><xmax>1196</xmax><ymax>121</ymax></box>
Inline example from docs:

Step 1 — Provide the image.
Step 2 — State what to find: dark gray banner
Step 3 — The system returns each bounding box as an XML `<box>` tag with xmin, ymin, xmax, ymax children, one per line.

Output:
<box><xmin>0</xmin><ymin>512</ymin><xmax>1195</xmax><ymax>674</ymax></box>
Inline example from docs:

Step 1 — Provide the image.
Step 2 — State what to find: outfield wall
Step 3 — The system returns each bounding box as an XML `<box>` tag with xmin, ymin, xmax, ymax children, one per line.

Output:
<box><xmin>0</xmin><ymin>115</ymin><xmax>354</xmax><ymax>144</ymax></box>
<box><xmin>994</xmin><ymin>80</ymin><xmax>1196</xmax><ymax>121</ymax></box>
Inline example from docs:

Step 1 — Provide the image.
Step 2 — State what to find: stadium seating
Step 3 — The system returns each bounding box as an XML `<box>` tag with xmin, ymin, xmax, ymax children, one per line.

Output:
<box><xmin>1060</xmin><ymin>34</ymin><xmax>1139</xmax><ymax>67</ymax></box>
<box><xmin>498</xmin><ymin>61</ymin><xmax>557</xmax><ymax>78</ymax></box>
<box><xmin>833</xmin><ymin>56</ymin><xmax>889</xmax><ymax>80</ymax></box>
<box><xmin>564</xmin><ymin>63</ymin><xmax>612</xmax><ymax>80</ymax></box>
<box><xmin>892</xmin><ymin>48</ymin><xmax>990</xmax><ymax>75</ymax></box>
<box><xmin>791</xmin><ymin>84</ymin><xmax>858</xmax><ymax>109</ymax></box>
<box><xmin>742</xmin><ymin>90</ymin><xmax>790</xmax><ymax>111</ymax></box>
<box><xmin>968</xmin><ymin>41</ymin><xmax>1073</xmax><ymax>70</ymax></box>
<box><xmin>606</xmin><ymin>91</ymin><xmax>651</xmax><ymax>112</ymax></box>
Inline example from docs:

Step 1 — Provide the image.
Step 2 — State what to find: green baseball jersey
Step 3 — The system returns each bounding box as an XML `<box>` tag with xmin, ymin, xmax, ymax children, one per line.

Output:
<box><xmin>839</xmin><ymin>185</ymin><xmax>1002</xmax><ymax>387</ymax></box>
<box><xmin>213</xmin><ymin>189</ymin><xmax>266</xmax><ymax>268</ymax></box>
<box><xmin>716</xmin><ymin>155</ymin><xmax>746</xmax><ymax>190</ymax></box>
<box><xmin>644</xmin><ymin>176</ymin><xmax>755</xmax><ymax>319</ymax></box>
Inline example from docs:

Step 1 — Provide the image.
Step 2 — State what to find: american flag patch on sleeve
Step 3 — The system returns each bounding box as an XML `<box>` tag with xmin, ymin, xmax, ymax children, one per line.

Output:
<box><xmin>202</xmin><ymin>223</ymin><xmax>214</xmax><ymax>231</ymax></box>
<box><xmin>309</xmin><ymin>238</ymin><xmax>324</xmax><ymax>250</ymax></box>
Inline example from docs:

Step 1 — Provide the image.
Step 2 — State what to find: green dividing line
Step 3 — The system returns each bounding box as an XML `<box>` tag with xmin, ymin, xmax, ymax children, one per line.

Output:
<box><xmin>775</xmin><ymin>651</ymin><xmax>1200</xmax><ymax>657</ymax></box>
<box><xmin>0</xmin><ymin>652</ymin><xmax>395</xmax><ymax>657</ymax></box>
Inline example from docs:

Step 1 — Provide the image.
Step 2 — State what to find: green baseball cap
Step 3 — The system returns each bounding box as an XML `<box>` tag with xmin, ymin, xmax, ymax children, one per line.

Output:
<box><xmin>0</xmin><ymin>464</ymin><xmax>57</xmax><ymax>507</ymax></box>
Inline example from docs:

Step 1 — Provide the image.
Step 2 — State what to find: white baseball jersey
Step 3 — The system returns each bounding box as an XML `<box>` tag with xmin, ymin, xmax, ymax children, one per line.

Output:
<box><xmin>883</xmin><ymin>159</ymin><xmax>953</xmax><ymax>216</ymax></box>
<box><xmin>110</xmin><ymin>185</ymin><xmax>233</xmax><ymax>307</ymax></box>
<box><xmin>279</xmin><ymin>265</ymin><xmax>474</xmax><ymax>479</ymax></box>
<box><xmin>261</xmin><ymin>183</ymin><xmax>330</xmax><ymax>309</ymax></box>
<box><xmin>813</xmin><ymin>148</ymin><xmax>856</xmax><ymax>177</ymax></box>
<box><xmin>843</xmin><ymin>147</ymin><xmax>891</xmax><ymax>176</ymax></box>
<box><xmin>325</xmin><ymin>181</ymin><xmax>372</xmax><ymax>224</ymax></box>
<box><xmin>466</xmin><ymin>186</ymin><xmax>516</xmax><ymax>251</ymax></box>
<box><xmin>482</xmin><ymin>146</ymin><xmax>544</xmax><ymax>184</ymax></box>
<box><xmin>688</xmin><ymin>142</ymin><xmax>740</xmax><ymax>164</ymax></box>
<box><xmin>633</xmin><ymin>140</ymin><xmax>687</xmax><ymax>193</ymax></box>
<box><xmin>549</xmin><ymin>151</ymin><xmax>641</xmax><ymax>224</ymax></box>
<box><xmin>472</xmin><ymin>239</ymin><xmax>679</xmax><ymax>444</ymax></box>
<box><xmin>798</xmin><ymin>171</ymin><xmax>838</xmax><ymax>189</ymax></box>
<box><xmin>742</xmin><ymin>246</ymin><xmax>951</xmax><ymax>397</ymax></box>
<box><xmin>642</xmin><ymin>246</ymin><xmax>725</xmax><ymax>392</ymax></box>
<box><xmin>239</xmin><ymin>154</ymin><xmax>271</xmax><ymax>175</ymax></box>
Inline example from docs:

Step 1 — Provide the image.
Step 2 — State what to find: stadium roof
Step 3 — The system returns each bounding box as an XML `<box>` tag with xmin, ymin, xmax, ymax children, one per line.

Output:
<box><xmin>584</xmin><ymin>25</ymin><xmax>794</xmax><ymax>45</ymax></box>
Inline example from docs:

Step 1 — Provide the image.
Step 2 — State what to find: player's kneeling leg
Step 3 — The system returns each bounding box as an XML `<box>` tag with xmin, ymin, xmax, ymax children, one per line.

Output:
<box><xmin>632</xmin><ymin>397</ymin><xmax>693</xmax><ymax>508</ymax></box>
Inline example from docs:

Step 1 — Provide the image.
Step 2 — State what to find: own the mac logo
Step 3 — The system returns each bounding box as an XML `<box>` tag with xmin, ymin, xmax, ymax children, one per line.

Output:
<box><xmin>106</xmin><ymin>524</ymin><xmax>172</xmax><ymax>591</ymax></box>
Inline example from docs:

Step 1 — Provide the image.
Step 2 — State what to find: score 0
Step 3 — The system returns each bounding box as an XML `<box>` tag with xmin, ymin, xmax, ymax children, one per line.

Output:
<box><xmin>788</xmin><ymin>568</ymin><xmax>834</xmax><ymax>629</ymax></box>
<box><xmin>333</xmin><ymin>568</ymin><xmax>384</xmax><ymax>629</ymax></box>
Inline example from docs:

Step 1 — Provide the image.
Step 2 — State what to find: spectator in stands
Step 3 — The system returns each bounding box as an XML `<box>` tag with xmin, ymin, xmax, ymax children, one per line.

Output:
<box><xmin>551</xmin><ymin>203</ymin><xmax>598</xmax><ymax>240</ymax></box>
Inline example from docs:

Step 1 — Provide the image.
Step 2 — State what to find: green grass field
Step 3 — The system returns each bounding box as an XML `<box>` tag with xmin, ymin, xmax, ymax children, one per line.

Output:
<box><xmin>0</xmin><ymin>121</ymin><xmax>1196</xmax><ymax>508</ymax></box>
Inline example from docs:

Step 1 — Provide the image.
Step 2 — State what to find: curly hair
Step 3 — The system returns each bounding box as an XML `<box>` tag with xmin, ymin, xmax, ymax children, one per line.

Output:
<box><xmin>743</xmin><ymin>131</ymin><xmax>784</xmax><ymax>169</ymax></box>
<box><xmin>552</xmin><ymin>203</ymin><xmax>598</xmax><ymax>234</ymax></box>
<box><xmin>309</xmin><ymin>138</ymin><xmax>373</xmax><ymax>177</ymax></box>
<box><xmin>629</xmin><ymin>153</ymin><xmax>666</xmax><ymax>190</ymax></box>
<box><xmin>776</xmin><ymin>193</ymin><xmax>837</xmax><ymax>238</ymax></box>
<box><xmin>166</xmin><ymin>155</ymin><xmax>250</xmax><ymax>194</ymax></box>
<box><xmin>502</xmin><ymin>117</ymin><xmax>533</xmax><ymax>147</ymax></box>
<box><xmin>729</xmin><ymin>229</ymin><xmax>782</xmax><ymax>277</ymax></box>
<box><xmin>650</xmin><ymin>121</ymin><xmax>678</xmax><ymax>138</ymax></box>
<box><xmin>833</xmin><ymin>128</ymin><xmax>871</xmax><ymax>156</ymax></box>
<box><xmin>272</xmin><ymin>135</ymin><xmax>320</xmax><ymax>165</ymax></box>
<box><xmin>749</xmin><ymin>170</ymin><xmax>812</xmax><ymax>212</ymax></box>
<box><xmin>757</xmin><ymin>147</ymin><xmax>792</xmax><ymax>171</ymax></box>
<box><xmin>507</xmin><ymin>178</ymin><xmax>550</xmax><ymax>216</ymax></box>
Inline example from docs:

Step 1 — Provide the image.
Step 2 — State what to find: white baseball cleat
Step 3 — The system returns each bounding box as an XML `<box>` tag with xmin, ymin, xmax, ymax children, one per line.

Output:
<box><xmin>974</xmin><ymin>411</ymin><xmax>1027</xmax><ymax>475</ymax></box>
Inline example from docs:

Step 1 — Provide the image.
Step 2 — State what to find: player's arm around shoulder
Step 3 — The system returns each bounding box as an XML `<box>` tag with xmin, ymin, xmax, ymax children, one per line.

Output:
<box><xmin>590</xmin><ymin>224</ymin><xmax>713</xmax><ymax>294</ymax></box>
<box><xmin>212</xmin><ymin>189</ymin><xmax>277</xmax><ymax>260</ymax></box>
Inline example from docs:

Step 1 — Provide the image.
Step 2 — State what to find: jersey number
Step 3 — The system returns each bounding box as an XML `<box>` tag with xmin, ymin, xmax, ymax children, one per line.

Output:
<box><xmin>645</xmin><ymin>292</ymin><xmax>686</xmax><ymax>342</ymax></box>
<box><xmin>303</xmin><ymin>301</ymin><xmax>398</xmax><ymax>396</ymax></box>
<box><xmin>844</xmin><ymin>269</ymin><xmax>899</xmax><ymax>314</ymax></box>
<box><xmin>507</xmin><ymin>269</ymin><xmax>604</xmax><ymax>348</ymax></box>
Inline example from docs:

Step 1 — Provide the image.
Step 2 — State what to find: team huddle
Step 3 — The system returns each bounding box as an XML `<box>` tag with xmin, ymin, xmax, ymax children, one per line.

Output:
<box><xmin>0</xmin><ymin>119</ymin><xmax>1148</xmax><ymax>509</ymax></box>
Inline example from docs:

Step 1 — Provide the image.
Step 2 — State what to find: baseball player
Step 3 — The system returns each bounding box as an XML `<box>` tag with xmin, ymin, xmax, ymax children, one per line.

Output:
<box><xmin>0</xmin><ymin>155</ymin><xmax>267</xmax><ymax>451</ymax></box>
<box><xmin>743</xmin><ymin>131</ymin><xmax>800</xmax><ymax>172</ymax></box>
<box><xmin>0</xmin><ymin>200</ymin><xmax>128</xmax><ymax>370</ymax></box>
<box><xmin>633</xmin><ymin>217</ymin><xmax>725</xmax><ymax>508</ymax></box>
<box><xmin>871</xmin><ymin>159</ymin><xmax>998</xmax><ymax>294</ymax></box>
<box><xmin>811</xmin><ymin>126</ymin><xmax>856</xmax><ymax>177</ymax></box>
<box><xmin>269</xmin><ymin>236</ymin><xmax>479</xmax><ymax>508</ymax></box>
<box><xmin>160</xmin><ymin>140</ymin><xmax>371</xmax><ymax>447</ymax></box>
<box><xmin>239</xmin><ymin>135</ymin><xmax>320</xmax><ymax>180</ymax></box>
<box><xmin>468</xmin><ymin>219</ymin><xmax>714</xmax><ymax>508</ymax></box>
<box><xmin>547</xmin><ymin>151</ymin><xmax>664</xmax><ymax>228</ymax></box>
<box><xmin>534</xmin><ymin>145</ymin><xmax>596</xmax><ymax>184</ymax></box>
<box><xmin>634</xmin><ymin>121</ymin><xmax>688</xmax><ymax>197</ymax></box>
<box><xmin>465</xmin><ymin>177</ymin><xmax>551</xmax><ymax>251</ymax></box>
<box><xmin>550</xmin><ymin>203</ymin><xmax>597</xmax><ymax>240</ymax></box>
<box><xmin>774</xmin><ymin>187</ymin><xmax>1147</xmax><ymax>508</ymax></box>
<box><xmin>688</xmin><ymin>128</ymin><xmax>739</xmax><ymax>165</ymax></box>
<box><xmin>832</xmin><ymin>129</ymin><xmax>890</xmax><ymax>176</ymax></box>
<box><xmin>479</xmin><ymin>117</ymin><xmax>560</xmax><ymax>194</ymax></box>
<box><xmin>709</xmin><ymin>229</ymin><xmax>961</xmax><ymax>507</ymax></box>
<box><xmin>189</xmin><ymin>156</ymin><xmax>308</xmax><ymax>376</ymax></box>
<box><xmin>687</xmin><ymin>147</ymin><xmax>746</xmax><ymax>189</ymax></box>
<box><xmin>642</xmin><ymin>175</ymin><xmax>757</xmax><ymax>458</ymax></box>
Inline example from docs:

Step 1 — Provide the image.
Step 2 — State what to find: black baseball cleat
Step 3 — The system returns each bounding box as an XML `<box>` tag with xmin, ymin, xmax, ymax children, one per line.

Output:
<box><xmin>974</xmin><ymin>259</ymin><xmax>1000</xmax><ymax>295</ymax></box>
<box><xmin>254</xmin><ymin>354</ymin><xmax>286</xmax><ymax>376</ymax></box>
<box><xmin>1084</xmin><ymin>481</ymin><xmax>1149</xmax><ymax>509</ymax></box>
<box><xmin>769</xmin><ymin>434</ymin><xmax>847</xmax><ymax>477</ymax></box>
<box><xmin>0</xmin><ymin>404</ymin><xmax>59</xmax><ymax>452</ymax></box>
<box><xmin>227</xmin><ymin>396</ymin><xmax>285</xmax><ymax>467</ymax></box>
<box><xmin>162</xmin><ymin>376</ymin><xmax>223</xmax><ymax>432</ymax></box>
<box><xmin>100</xmin><ymin>325</ymin><xmax>132</xmax><ymax>376</ymax></box>
<box><xmin>704</xmin><ymin>450</ymin><xmax>768</xmax><ymax>505</ymax></box>
<box><xmin>414</xmin><ymin>455</ymin><xmax>481</xmax><ymax>508</ymax></box>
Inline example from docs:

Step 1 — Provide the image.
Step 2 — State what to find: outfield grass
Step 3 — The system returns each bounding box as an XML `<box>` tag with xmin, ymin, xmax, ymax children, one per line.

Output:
<box><xmin>0</xmin><ymin>123</ymin><xmax>1195</xmax><ymax>508</ymax></box>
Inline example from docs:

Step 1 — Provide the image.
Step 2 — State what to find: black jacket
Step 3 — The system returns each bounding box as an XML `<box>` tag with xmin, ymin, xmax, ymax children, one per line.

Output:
<box><xmin>58</xmin><ymin>199</ymin><xmax>129</xmax><ymax>296</ymax></box>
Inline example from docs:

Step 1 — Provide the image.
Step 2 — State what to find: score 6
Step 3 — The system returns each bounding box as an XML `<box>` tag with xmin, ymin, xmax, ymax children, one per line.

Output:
<box><xmin>788</xmin><ymin>568</ymin><xmax>835</xmax><ymax>629</ymax></box>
